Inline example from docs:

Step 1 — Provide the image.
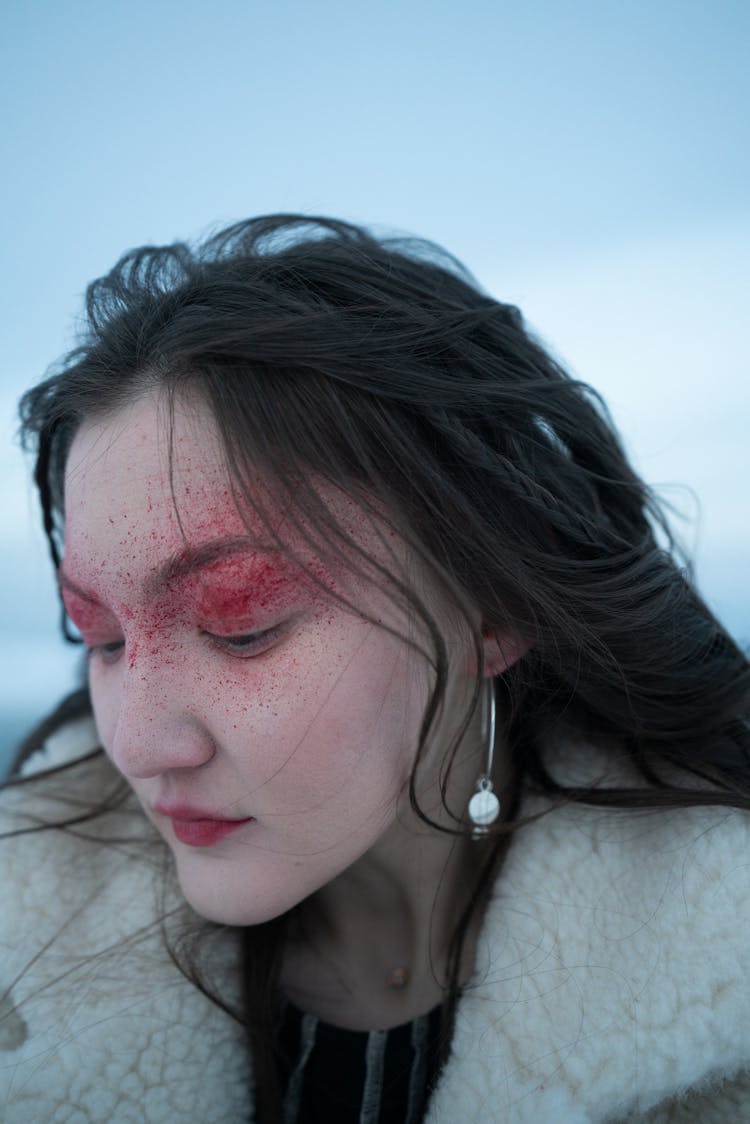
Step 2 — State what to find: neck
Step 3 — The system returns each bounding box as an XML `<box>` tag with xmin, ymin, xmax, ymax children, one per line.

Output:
<box><xmin>318</xmin><ymin>820</ymin><xmax>472</xmax><ymax>950</ymax></box>
<box><xmin>280</xmin><ymin>699</ymin><xmax>500</xmax><ymax>1029</ymax></box>
<box><xmin>281</xmin><ymin>781</ymin><xmax>489</xmax><ymax>1028</ymax></box>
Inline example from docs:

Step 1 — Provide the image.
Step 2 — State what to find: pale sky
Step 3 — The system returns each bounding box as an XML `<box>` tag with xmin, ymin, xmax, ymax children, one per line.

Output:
<box><xmin>1</xmin><ymin>0</ymin><xmax>748</xmax><ymax>730</ymax></box>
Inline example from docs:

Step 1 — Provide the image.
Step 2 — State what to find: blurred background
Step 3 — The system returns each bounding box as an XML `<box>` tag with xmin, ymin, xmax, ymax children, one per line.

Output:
<box><xmin>1</xmin><ymin>0</ymin><xmax>748</xmax><ymax>773</ymax></box>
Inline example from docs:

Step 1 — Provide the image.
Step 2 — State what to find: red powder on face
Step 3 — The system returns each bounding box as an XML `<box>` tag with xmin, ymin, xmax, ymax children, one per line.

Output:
<box><xmin>184</xmin><ymin>555</ymin><xmax>308</xmax><ymax>625</ymax></box>
<box><xmin>61</xmin><ymin>545</ymin><xmax>336</xmax><ymax>671</ymax></box>
<box><xmin>60</xmin><ymin>588</ymin><xmax>121</xmax><ymax>645</ymax></box>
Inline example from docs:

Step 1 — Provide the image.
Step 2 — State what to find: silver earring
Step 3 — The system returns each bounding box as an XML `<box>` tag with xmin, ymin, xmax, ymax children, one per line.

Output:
<box><xmin>468</xmin><ymin>681</ymin><xmax>500</xmax><ymax>839</ymax></box>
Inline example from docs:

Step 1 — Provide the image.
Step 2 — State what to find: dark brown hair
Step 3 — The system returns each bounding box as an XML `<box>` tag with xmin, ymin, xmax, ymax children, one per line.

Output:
<box><xmin>11</xmin><ymin>214</ymin><xmax>750</xmax><ymax>1120</ymax></box>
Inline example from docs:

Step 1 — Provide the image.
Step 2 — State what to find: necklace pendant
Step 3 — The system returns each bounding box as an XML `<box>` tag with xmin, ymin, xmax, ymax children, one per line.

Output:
<box><xmin>386</xmin><ymin>966</ymin><xmax>410</xmax><ymax>990</ymax></box>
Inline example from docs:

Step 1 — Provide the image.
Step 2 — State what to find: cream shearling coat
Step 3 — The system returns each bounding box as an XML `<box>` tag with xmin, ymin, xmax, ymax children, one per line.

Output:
<box><xmin>1</xmin><ymin>717</ymin><xmax>749</xmax><ymax>1123</ymax></box>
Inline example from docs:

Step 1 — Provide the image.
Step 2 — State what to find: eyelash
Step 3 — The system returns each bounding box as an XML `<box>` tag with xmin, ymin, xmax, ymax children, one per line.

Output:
<box><xmin>86</xmin><ymin>624</ymin><xmax>284</xmax><ymax>665</ymax></box>
<box><xmin>205</xmin><ymin>624</ymin><xmax>283</xmax><ymax>658</ymax></box>
<box><xmin>86</xmin><ymin>640</ymin><xmax>125</xmax><ymax>666</ymax></box>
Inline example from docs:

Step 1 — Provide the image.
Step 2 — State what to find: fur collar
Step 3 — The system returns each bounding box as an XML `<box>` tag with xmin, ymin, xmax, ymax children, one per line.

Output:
<box><xmin>430</xmin><ymin>777</ymin><xmax>750</xmax><ymax>1120</ymax></box>
<box><xmin>3</xmin><ymin>721</ymin><xmax>749</xmax><ymax>1122</ymax></box>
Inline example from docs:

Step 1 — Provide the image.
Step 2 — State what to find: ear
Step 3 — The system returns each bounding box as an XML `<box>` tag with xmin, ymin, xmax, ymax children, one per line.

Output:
<box><xmin>482</xmin><ymin>629</ymin><xmax>531</xmax><ymax>677</ymax></box>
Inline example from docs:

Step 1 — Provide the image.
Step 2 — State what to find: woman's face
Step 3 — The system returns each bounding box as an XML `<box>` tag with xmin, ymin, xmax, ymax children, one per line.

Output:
<box><xmin>61</xmin><ymin>391</ymin><xmax>459</xmax><ymax>925</ymax></box>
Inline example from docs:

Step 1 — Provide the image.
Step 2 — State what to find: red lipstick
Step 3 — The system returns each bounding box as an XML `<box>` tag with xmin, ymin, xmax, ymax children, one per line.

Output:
<box><xmin>154</xmin><ymin>804</ymin><xmax>254</xmax><ymax>848</ymax></box>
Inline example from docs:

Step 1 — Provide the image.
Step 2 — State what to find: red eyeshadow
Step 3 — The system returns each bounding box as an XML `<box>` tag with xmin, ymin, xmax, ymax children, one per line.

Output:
<box><xmin>184</xmin><ymin>556</ymin><xmax>311</xmax><ymax>626</ymax></box>
<box><xmin>59</xmin><ymin>544</ymin><xmax>336</xmax><ymax>667</ymax></box>
<box><xmin>61</xmin><ymin>589</ymin><xmax>119</xmax><ymax>639</ymax></box>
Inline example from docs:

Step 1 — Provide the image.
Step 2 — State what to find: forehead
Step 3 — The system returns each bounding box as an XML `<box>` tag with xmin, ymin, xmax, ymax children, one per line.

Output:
<box><xmin>64</xmin><ymin>392</ymin><xmax>244</xmax><ymax>550</ymax></box>
<box><xmin>64</xmin><ymin>391</ymin><xmax>335</xmax><ymax>598</ymax></box>
<box><xmin>62</xmin><ymin>391</ymin><xmax>406</xmax><ymax>600</ymax></box>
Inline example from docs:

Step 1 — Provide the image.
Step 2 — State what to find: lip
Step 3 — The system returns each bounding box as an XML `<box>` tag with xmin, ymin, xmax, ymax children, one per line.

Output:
<box><xmin>153</xmin><ymin>803</ymin><xmax>254</xmax><ymax>848</ymax></box>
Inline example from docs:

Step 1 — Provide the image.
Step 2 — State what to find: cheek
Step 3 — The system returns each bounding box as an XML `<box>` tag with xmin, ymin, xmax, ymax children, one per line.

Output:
<box><xmin>248</xmin><ymin>625</ymin><xmax>426</xmax><ymax>787</ymax></box>
<box><xmin>196</xmin><ymin>626</ymin><xmax>424</xmax><ymax>811</ymax></box>
<box><xmin>87</xmin><ymin>660</ymin><xmax>125</xmax><ymax>751</ymax></box>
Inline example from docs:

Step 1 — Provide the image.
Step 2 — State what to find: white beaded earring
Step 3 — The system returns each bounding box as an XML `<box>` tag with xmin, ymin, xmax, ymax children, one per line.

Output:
<box><xmin>468</xmin><ymin>680</ymin><xmax>500</xmax><ymax>839</ymax></box>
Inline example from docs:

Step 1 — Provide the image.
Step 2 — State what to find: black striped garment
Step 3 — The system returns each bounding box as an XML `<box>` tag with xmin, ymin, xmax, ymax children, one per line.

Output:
<box><xmin>276</xmin><ymin>999</ymin><xmax>444</xmax><ymax>1124</ymax></box>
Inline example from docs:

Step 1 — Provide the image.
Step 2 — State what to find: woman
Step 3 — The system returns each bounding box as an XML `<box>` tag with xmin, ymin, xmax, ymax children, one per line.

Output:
<box><xmin>1</xmin><ymin>215</ymin><xmax>749</xmax><ymax>1123</ymax></box>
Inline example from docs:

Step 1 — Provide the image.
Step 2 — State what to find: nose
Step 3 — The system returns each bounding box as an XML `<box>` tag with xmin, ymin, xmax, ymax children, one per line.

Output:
<box><xmin>104</xmin><ymin>653</ymin><xmax>216</xmax><ymax>780</ymax></box>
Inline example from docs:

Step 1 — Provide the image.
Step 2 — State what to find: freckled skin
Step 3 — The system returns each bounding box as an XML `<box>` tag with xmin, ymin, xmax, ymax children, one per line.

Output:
<box><xmin>62</xmin><ymin>392</ymin><xmax>442</xmax><ymax>927</ymax></box>
<box><xmin>63</xmin><ymin>556</ymin><xmax>328</xmax><ymax>671</ymax></box>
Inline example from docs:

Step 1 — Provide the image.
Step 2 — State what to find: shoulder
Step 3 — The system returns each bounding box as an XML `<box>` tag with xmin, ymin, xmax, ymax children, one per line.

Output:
<box><xmin>429</xmin><ymin>753</ymin><xmax>750</xmax><ymax>1122</ymax></box>
<box><xmin>0</xmin><ymin>720</ymin><xmax>250</xmax><ymax>1123</ymax></box>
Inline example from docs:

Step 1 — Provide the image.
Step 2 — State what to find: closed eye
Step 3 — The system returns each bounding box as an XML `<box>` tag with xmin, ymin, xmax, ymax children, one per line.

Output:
<box><xmin>206</xmin><ymin>624</ymin><xmax>284</xmax><ymax>658</ymax></box>
<box><xmin>87</xmin><ymin>640</ymin><xmax>125</xmax><ymax>666</ymax></box>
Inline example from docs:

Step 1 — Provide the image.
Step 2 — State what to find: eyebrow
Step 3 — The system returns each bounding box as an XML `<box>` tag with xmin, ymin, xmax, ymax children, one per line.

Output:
<box><xmin>58</xmin><ymin>537</ymin><xmax>280</xmax><ymax>601</ymax></box>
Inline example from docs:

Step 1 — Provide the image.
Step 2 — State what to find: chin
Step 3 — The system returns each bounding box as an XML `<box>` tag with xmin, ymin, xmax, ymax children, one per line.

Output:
<box><xmin>173</xmin><ymin>857</ymin><xmax>308</xmax><ymax>928</ymax></box>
